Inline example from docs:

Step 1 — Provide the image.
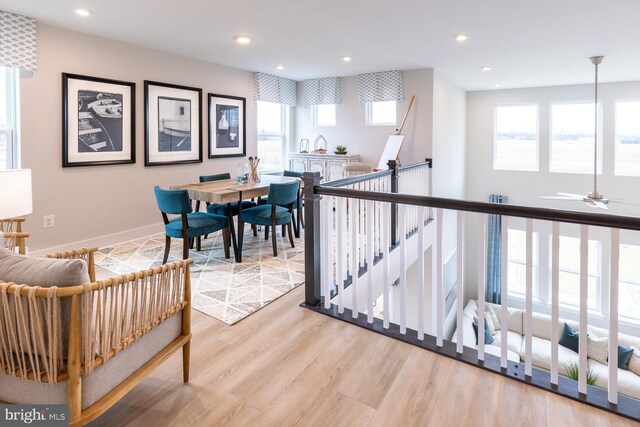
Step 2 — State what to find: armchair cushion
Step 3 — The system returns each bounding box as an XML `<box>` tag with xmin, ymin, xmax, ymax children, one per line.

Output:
<box><xmin>207</xmin><ymin>200</ymin><xmax>257</xmax><ymax>216</ymax></box>
<box><xmin>165</xmin><ymin>212</ymin><xmax>229</xmax><ymax>238</ymax></box>
<box><xmin>240</xmin><ymin>205</ymin><xmax>292</xmax><ymax>226</ymax></box>
<box><xmin>0</xmin><ymin>248</ymin><xmax>89</xmax><ymax>286</ymax></box>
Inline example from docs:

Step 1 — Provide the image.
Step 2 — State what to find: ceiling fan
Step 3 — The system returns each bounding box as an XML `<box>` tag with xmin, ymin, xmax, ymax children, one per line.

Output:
<box><xmin>541</xmin><ymin>56</ymin><xmax>638</xmax><ymax>211</ymax></box>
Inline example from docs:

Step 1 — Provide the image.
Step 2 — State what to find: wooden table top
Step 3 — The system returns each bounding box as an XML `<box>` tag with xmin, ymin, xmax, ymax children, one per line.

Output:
<box><xmin>171</xmin><ymin>175</ymin><xmax>302</xmax><ymax>204</ymax></box>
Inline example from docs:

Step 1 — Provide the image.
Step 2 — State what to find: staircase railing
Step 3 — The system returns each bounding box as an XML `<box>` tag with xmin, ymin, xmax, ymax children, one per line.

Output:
<box><xmin>302</xmin><ymin>165</ymin><xmax>640</xmax><ymax>422</ymax></box>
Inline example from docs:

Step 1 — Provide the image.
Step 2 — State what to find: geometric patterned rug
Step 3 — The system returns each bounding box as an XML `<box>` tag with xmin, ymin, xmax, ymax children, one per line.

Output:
<box><xmin>94</xmin><ymin>228</ymin><xmax>305</xmax><ymax>325</ymax></box>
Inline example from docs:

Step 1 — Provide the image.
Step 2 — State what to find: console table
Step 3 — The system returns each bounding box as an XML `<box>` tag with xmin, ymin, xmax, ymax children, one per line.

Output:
<box><xmin>288</xmin><ymin>153</ymin><xmax>361</xmax><ymax>182</ymax></box>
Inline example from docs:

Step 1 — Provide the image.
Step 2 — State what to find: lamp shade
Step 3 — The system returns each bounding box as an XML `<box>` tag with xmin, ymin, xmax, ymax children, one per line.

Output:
<box><xmin>0</xmin><ymin>169</ymin><xmax>33</xmax><ymax>219</ymax></box>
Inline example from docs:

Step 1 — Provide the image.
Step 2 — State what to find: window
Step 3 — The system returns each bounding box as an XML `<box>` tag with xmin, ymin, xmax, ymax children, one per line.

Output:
<box><xmin>366</xmin><ymin>101</ymin><xmax>396</xmax><ymax>126</ymax></box>
<box><xmin>615</xmin><ymin>101</ymin><xmax>640</xmax><ymax>176</ymax></box>
<box><xmin>550</xmin><ymin>102</ymin><xmax>601</xmax><ymax>174</ymax></box>
<box><xmin>0</xmin><ymin>66</ymin><xmax>19</xmax><ymax>170</ymax></box>
<box><xmin>257</xmin><ymin>101</ymin><xmax>288</xmax><ymax>172</ymax></box>
<box><xmin>619</xmin><ymin>244</ymin><xmax>640</xmax><ymax>322</ymax></box>
<box><xmin>507</xmin><ymin>229</ymin><xmax>539</xmax><ymax>296</ymax></box>
<box><xmin>312</xmin><ymin>104</ymin><xmax>336</xmax><ymax>127</ymax></box>
<box><xmin>494</xmin><ymin>104</ymin><xmax>539</xmax><ymax>171</ymax></box>
<box><xmin>557</xmin><ymin>236</ymin><xmax>600</xmax><ymax>310</ymax></box>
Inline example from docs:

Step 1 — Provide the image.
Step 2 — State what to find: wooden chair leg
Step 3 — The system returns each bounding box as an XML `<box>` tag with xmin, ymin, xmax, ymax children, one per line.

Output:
<box><xmin>287</xmin><ymin>222</ymin><xmax>295</xmax><ymax>248</ymax></box>
<box><xmin>182</xmin><ymin>237</ymin><xmax>189</xmax><ymax>260</ymax></box>
<box><xmin>271</xmin><ymin>225</ymin><xmax>278</xmax><ymax>256</ymax></box>
<box><xmin>300</xmin><ymin>208</ymin><xmax>305</xmax><ymax>228</ymax></box>
<box><xmin>223</xmin><ymin>228</ymin><xmax>231</xmax><ymax>259</ymax></box>
<box><xmin>183</xmin><ymin>341</ymin><xmax>190</xmax><ymax>383</ymax></box>
<box><xmin>282</xmin><ymin>224</ymin><xmax>286</xmax><ymax>237</ymax></box>
<box><xmin>195</xmin><ymin>201</ymin><xmax>201</xmax><ymax>212</ymax></box>
<box><xmin>265</xmin><ymin>226</ymin><xmax>269</xmax><ymax>240</ymax></box>
<box><xmin>163</xmin><ymin>235</ymin><xmax>171</xmax><ymax>264</ymax></box>
<box><xmin>196</xmin><ymin>236</ymin><xmax>202</xmax><ymax>251</ymax></box>
<box><xmin>252</xmin><ymin>224</ymin><xmax>258</xmax><ymax>237</ymax></box>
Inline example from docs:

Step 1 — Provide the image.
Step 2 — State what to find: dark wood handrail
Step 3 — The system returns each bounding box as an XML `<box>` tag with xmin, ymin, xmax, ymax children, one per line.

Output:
<box><xmin>314</xmin><ymin>187</ymin><xmax>640</xmax><ymax>231</ymax></box>
<box><xmin>323</xmin><ymin>169</ymin><xmax>393</xmax><ymax>188</ymax></box>
<box><xmin>398</xmin><ymin>158</ymin><xmax>432</xmax><ymax>172</ymax></box>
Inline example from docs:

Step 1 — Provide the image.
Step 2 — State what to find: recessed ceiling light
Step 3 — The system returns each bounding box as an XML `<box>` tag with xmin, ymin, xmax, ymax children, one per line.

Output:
<box><xmin>276</xmin><ymin>65</ymin><xmax>284</xmax><ymax>70</ymax></box>
<box><xmin>342</xmin><ymin>56</ymin><xmax>352</xmax><ymax>62</ymax></box>
<box><xmin>494</xmin><ymin>83</ymin><xmax>502</xmax><ymax>88</ymax></box>
<box><xmin>481</xmin><ymin>66</ymin><xmax>492</xmax><ymax>72</ymax></box>
<box><xmin>74</xmin><ymin>8</ymin><xmax>91</xmax><ymax>17</ymax></box>
<box><xmin>455</xmin><ymin>34</ymin><xmax>468</xmax><ymax>42</ymax></box>
<box><xmin>235</xmin><ymin>36</ymin><xmax>252</xmax><ymax>45</ymax></box>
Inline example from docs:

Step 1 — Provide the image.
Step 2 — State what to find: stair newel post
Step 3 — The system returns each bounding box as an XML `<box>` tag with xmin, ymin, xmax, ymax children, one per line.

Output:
<box><xmin>388</xmin><ymin>159</ymin><xmax>400</xmax><ymax>246</ymax></box>
<box><xmin>303</xmin><ymin>171</ymin><xmax>323</xmax><ymax>306</ymax></box>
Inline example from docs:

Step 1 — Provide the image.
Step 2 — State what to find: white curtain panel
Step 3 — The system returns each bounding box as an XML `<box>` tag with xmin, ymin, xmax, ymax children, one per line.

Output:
<box><xmin>0</xmin><ymin>10</ymin><xmax>37</xmax><ymax>72</ymax></box>
<box><xmin>253</xmin><ymin>72</ymin><xmax>297</xmax><ymax>106</ymax></box>
<box><xmin>300</xmin><ymin>77</ymin><xmax>341</xmax><ymax>105</ymax></box>
<box><xmin>358</xmin><ymin>70</ymin><xmax>404</xmax><ymax>103</ymax></box>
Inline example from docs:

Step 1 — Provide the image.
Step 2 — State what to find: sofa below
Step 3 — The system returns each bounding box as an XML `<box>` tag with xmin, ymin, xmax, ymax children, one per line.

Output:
<box><xmin>452</xmin><ymin>299</ymin><xmax>640</xmax><ymax>400</ymax></box>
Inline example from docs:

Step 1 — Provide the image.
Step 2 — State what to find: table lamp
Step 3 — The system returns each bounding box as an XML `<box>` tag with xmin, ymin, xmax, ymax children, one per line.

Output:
<box><xmin>0</xmin><ymin>169</ymin><xmax>33</xmax><ymax>242</ymax></box>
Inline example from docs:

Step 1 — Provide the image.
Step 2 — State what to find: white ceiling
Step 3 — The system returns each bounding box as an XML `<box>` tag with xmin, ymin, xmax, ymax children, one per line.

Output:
<box><xmin>2</xmin><ymin>0</ymin><xmax>640</xmax><ymax>90</ymax></box>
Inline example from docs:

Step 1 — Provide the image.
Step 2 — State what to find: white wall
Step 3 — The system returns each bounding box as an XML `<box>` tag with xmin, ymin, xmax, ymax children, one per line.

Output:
<box><xmin>463</xmin><ymin>82</ymin><xmax>640</xmax><ymax>335</ymax></box>
<box><xmin>294</xmin><ymin>69</ymin><xmax>434</xmax><ymax>167</ymax></box>
<box><xmin>21</xmin><ymin>24</ymin><xmax>257</xmax><ymax>251</ymax></box>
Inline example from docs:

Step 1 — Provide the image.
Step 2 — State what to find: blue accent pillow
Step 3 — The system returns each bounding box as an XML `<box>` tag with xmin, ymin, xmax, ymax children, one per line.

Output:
<box><xmin>559</xmin><ymin>322</ymin><xmax>579</xmax><ymax>353</ymax></box>
<box><xmin>619</xmin><ymin>345</ymin><xmax>634</xmax><ymax>370</ymax></box>
<box><xmin>472</xmin><ymin>319</ymin><xmax>495</xmax><ymax>345</ymax></box>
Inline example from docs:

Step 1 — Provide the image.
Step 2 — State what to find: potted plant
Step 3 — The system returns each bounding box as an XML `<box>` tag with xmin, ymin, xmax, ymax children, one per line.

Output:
<box><xmin>335</xmin><ymin>145</ymin><xmax>348</xmax><ymax>155</ymax></box>
<box><xmin>564</xmin><ymin>361</ymin><xmax>600</xmax><ymax>385</ymax></box>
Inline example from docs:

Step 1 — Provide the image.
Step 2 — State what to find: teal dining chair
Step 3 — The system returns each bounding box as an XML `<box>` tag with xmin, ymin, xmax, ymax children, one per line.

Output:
<box><xmin>238</xmin><ymin>180</ymin><xmax>299</xmax><ymax>257</ymax></box>
<box><xmin>258</xmin><ymin>170</ymin><xmax>304</xmax><ymax>237</ymax></box>
<box><xmin>154</xmin><ymin>186</ymin><xmax>232</xmax><ymax>263</ymax></box>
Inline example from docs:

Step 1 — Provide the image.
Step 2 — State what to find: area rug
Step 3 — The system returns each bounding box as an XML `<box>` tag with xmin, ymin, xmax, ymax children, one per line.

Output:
<box><xmin>94</xmin><ymin>228</ymin><xmax>305</xmax><ymax>325</ymax></box>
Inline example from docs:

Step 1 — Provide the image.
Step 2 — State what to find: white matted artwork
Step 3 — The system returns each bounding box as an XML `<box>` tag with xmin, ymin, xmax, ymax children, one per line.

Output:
<box><xmin>376</xmin><ymin>134</ymin><xmax>405</xmax><ymax>170</ymax></box>
<box><xmin>144</xmin><ymin>80</ymin><xmax>202</xmax><ymax>166</ymax></box>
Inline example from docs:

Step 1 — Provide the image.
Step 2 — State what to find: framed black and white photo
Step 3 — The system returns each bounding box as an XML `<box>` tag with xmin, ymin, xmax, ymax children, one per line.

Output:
<box><xmin>144</xmin><ymin>81</ymin><xmax>202</xmax><ymax>166</ymax></box>
<box><xmin>62</xmin><ymin>73</ymin><xmax>135</xmax><ymax>167</ymax></box>
<box><xmin>208</xmin><ymin>93</ymin><xmax>246</xmax><ymax>158</ymax></box>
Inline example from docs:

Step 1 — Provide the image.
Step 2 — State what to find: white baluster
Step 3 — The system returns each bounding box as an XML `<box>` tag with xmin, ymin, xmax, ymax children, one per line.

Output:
<box><xmin>477</xmin><ymin>213</ymin><xmax>486</xmax><ymax>361</ymax></box>
<box><xmin>456</xmin><ymin>210</ymin><xmax>464</xmax><ymax>354</ymax></box>
<box><xmin>609</xmin><ymin>228</ymin><xmax>620</xmax><ymax>404</ymax></box>
<box><xmin>551</xmin><ymin>221</ymin><xmax>560</xmax><ymax>384</ymax></box>
<box><xmin>383</xmin><ymin>202</ymin><xmax>391</xmax><ymax>329</ymax></box>
<box><xmin>367</xmin><ymin>200</ymin><xmax>375</xmax><ymax>324</ymax></box>
<box><xmin>500</xmin><ymin>217</ymin><xmax>509</xmax><ymax>369</ymax></box>
<box><xmin>321</xmin><ymin>195</ymin><xmax>328</xmax><ymax>308</ymax></box>
<box><xmin>417</xmin><ymin>205</ymin><xmax>426</xmax><ymax>340</ymax></box>
<box><xmin>335</xmin><ymin>196</ymin><xmax>343</xmax><ymax>314</ymax></box>
<box><xmin>399</xmin><ymin>204</ymin><xmax>407</xmax><ymax>334</ymax></box>
<box><xmin>436</xmin><ymin>208</ymin><xmax>444</xmax><ymax>347</ymax></box>
<box><xmin>579</xmin><ymin>224</ymin><xmax>588</xmax><ymax>395</ymax></box>
<box><xmin>525</xmin><ymin>218</ymin><xmax>533</xmax><ymax>377</ymax></box>
<box><xmin>359</xmin><ymin>183</ymin><xmax>365</xmax><ymax>268</ymax></box>
<box><xmin>351</xmin><ymin>196</ymin><xmax>358</xmax><ymax>319</ymax></box>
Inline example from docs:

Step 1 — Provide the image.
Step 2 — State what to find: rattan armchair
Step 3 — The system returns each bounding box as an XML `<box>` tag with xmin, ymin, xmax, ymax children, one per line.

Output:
<box><xmin>0</xmin><ymin>217</ymin><xmax>29</xmax><ymax>254</ymax></box>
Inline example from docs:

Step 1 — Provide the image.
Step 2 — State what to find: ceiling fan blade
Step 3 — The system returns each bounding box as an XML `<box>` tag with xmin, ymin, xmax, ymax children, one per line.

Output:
<box><xmin>556</xmin><ymin>192</ymin><xmax>586</xmax><ymax>198</ymax></box>
<box><xmin>541</xmin><ymin>195</ymin><xmax>583</xmax><ymax>200</ymax></box>
<box><xmin>591</xmin><ymin>199</ymin><xmax>608</xmax><ymax>210</ymax></box>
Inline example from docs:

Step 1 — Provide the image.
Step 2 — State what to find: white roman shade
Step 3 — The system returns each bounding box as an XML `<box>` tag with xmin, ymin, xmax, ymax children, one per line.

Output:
<box><xmin>300</xmin><ymin>77</ymin><xmax>341</xmax><ymax>105</ymax></box>
<box><xmin>358</xmin><ymin>70</ymin><xmax>403</xmax><ymax>103</ymax></box>
<box><xmin>253</xmin><ymin>72</ymin><xmax>297</xmax><ymax>106</ymax></box>
<box><xmin>0</xmin><ymin>10</ymin><xmax>37</xmax><ymax>72</ymax></box>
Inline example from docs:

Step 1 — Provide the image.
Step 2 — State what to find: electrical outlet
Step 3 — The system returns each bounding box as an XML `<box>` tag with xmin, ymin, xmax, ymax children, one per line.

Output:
<box><xmin>43</xmin><ymin>215</ymin><xmax>55</xmax><ymax>228</ymax></box>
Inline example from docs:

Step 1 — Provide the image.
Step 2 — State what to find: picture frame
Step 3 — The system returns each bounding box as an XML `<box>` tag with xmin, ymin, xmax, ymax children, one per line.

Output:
<box><xmin>144</xmin><ymin>80</ymin><xmax>202</xmax><ymax>166</ymax></box>
<box><xmin>62</xmin><ymin>73</ymin><xmax>135</xmax><ymax>167</ymax></box>
<box><xmin>208</xmin><ymin>93</ymin><xmax>246</xmax><ymax>158</ymax></box>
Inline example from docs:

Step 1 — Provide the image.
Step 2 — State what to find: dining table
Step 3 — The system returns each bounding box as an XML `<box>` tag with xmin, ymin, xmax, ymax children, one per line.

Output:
<box><xmin>171</xmin><ymin>175</ymin><xmax>303</xmax><ymax>262</ymax></box>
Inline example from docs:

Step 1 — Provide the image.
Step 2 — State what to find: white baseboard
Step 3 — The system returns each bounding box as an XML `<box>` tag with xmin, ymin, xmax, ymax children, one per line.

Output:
<box><xmin>31</xmin><ymin>223</ymin><xmax>165</xmax><ymax>255</ymax></box>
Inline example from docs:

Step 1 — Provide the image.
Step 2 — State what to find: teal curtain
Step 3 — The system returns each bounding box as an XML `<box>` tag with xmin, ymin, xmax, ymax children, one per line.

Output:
<box><xmin>486</xmin><ymin>194</ymin><xmax>508</xmax><ymax>303</ymax></box>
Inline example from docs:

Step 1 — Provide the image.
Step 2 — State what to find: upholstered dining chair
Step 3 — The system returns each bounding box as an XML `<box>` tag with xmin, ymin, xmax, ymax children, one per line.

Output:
<box><xmin>154</xmin><ymin>186</ymin><xmax>232</xmax><ymax>263</ymax></box>
<box><xmin>238</xmin><ymin>180</ymin><xmax>299</xmax><ymax>257</ymax></box>
<box><xmin>258</xmin><ymin>170</ymin><xmax>304</xmax><ymax>236</ymax></box>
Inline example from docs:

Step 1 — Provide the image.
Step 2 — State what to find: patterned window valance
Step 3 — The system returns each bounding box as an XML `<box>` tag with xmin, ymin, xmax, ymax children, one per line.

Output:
<box><xmin>253</xmin><ymin>72</ymin><xmax>297</xmax><ymax>106</ymax></box>
<box><xmin>358</xmin><ymin>70</ymin><xmax>403</xmax><ymax>103</ymax></box>
<box><xmin>0</xmin><ymin>10</ymin><xmax>37</xmax><ymax>72</ymax></box>
<box><xmin>300</xmin><ymin>77</ymin><xmax>341</xmax><ymax>105</ymax></box>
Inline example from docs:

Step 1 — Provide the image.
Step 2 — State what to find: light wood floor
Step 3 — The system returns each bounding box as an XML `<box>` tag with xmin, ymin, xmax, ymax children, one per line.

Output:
<box><xmin>89</xmin><ymin>284</ymin><xmax>636</xmax><ymax>426</ymax></box>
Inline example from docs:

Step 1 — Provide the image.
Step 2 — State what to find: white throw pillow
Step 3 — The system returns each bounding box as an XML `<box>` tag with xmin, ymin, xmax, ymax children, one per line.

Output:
<box><xmin>628</xmin><ymin>347</ymin><xmax>640</xmax><ymax>376</ymax></box>
<box><xmin>486</xmin><ymin>304</ymin><xmax>501</xmax><ymax>331</ymax></box>
<box><xmin>587</xmin><ymin>335</ymin><xmax>609</xmax><ymax>365</ymax></box>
